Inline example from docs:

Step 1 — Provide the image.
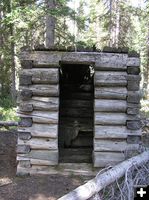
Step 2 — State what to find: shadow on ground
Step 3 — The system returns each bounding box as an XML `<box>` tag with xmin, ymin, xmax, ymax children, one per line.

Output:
<box><xmin>0</xmin><ymin>131</ymin><xmax>89</xmax><ymax>200</ymax></box>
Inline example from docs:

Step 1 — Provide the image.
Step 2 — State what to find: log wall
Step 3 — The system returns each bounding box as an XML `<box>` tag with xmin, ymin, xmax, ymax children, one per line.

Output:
<box><xmin>94</xmin><ymin>53</ymin><xmax>141</xmax><ymax>167</ymax></box>
<box><xmin>17</xmin><ymin>50</ymin><xmax>141</xmax><ymax>175</ymax></box>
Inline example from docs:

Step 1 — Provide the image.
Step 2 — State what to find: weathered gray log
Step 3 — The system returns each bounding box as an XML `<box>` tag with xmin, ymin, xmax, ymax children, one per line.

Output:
<box><xmin>95</xmin><ymin>53</ymin><xmax>128</xmax><ymax>70</ymax></box>
<box><xmin>20</xmin><ymin>85</ymin><xmax>59</xmax><ymax>97</ymax></box>
<box><xmin>62</xmin><ymin>92</ymin><xmax>93</xmax><ymax>100</ymax></box>
<box><xmin>95</xmin><ymin>87</ymin><xmax>127</xmax><ymax>100</ymax></box>
<box><xmin>58</xmin><ymin>151</ymin><xmax>149</xmax><ymax>200</ymax></box>
<box><xmin>61</xmin><ymin>100</ymin><xmax>92</xmax><ymax>108</ymax></box>
<box><xmin>94</xmin><ymin>99</ymin><xmax>126</xmax><ymax>112</ymax></box>
<box><xmin>127</xmin><ymin>91</ymin><xmax>140</xmax><ymax>103</ymax></box>
<box><xmin>95</xmin><ymin>113</ymin><xmax>127</xmax><ymax>125</ymax></box>
<box><xmin>18</xmin><ymin>111</ymin><xmax>58</xmax><ymax>124</ymax></box>
<box><xmin>127</xmin><ymin>135</ymin><xmax>141</xmax><ymax>144</ymax></box>
<box><xmin>127</xmin><ymin>107</ymin><xmax>140</xmax><ymax>115</ymax></box>
<box><xmin>94</xmin><ymin>139</ymin><xmax>139</xmax><ymax>151</ymax></box>
<box><xmin>19</xmin><ymin>74</ymin><xmax>32</xmax><ymax>86</ymax></box>
<box><xmin>94</xmin><ymin>125</ymin><xmax>141</xmax><ymax>139</ymax></box>
<box><xmin>18</xmin><ymin>138</ymin><xmax>58</xmax><ymax>150</ymax></box>
<box><xmin>19</xmin><ymin>124</ymin><xmax>58</xmax><ymax>138</ymax></box>
<box><xmin>17</xmin><ymin>150</ymin><xmax>58</xmax><ymax>164</ymax></box>
<box><xmin>62</xmin><ymin>84</ymin><xmax>93</xmax><ymax>92</ymax></box>
<box><xmin>21</xmin><ymin>60</ymin><xmax>33</xmax><ymax>69</ymax></box>
<box><xmin>95</xmin><ymin>71</ymin><xmax>127</xmax><ymax>86</ymax></box>
<box><xmin>20</xmin><ymin>68</ymin><xmax>59</xmax><ymax>84</ymax></box>
<box><xmin>17</xmin><ymin>145</ymin><xmax>30</xmax><ymax>153</ymax></box>
<box><xmin>61</xmin><ymin>108</ymin><xmax>92</xmax><ymax>118</ymax></box>
<box><xmin>19</xmin><ymin>98</ymin><xmax>59</xmax><ymax>111</ymax></box>
<box><xmin>32</xmin><ymin>97</ymin><xmax>58</xmax><ymax>111</ymax></box>
<box><xmin>18</xmin><ymin>117</ymin><xmax>32</xmax><ymax>127</ymax></box>
<box><xmin>20</xmin><ymin>51</ymin><xmax>63</xmax><ymax>65</ymax></box>
<box><xmin>18</xmin><ymin>160</ymin><xmax>31</xmax><ymax>168</ymax></box>
<box><xmin>127</xmin><ymin>66</ymin><xmax>140</xmax><ymax>75</ymax></box>
<box><xmin>127</xmin><ymin>57</ymin><xmax>140</xmax><ymax>67</ymax></box>
<box><xmin>33</xmin><ymin>60</ymin><xmax>59</xmax><ymax>68</ymax></box>
<box><xmin>127</xmin><ymin>75</ymin><xmax>141</xmax><ymax>81</ymax></box>
<box><xmin>0</xmin><ymin>121</ymin><xmax>18</xmax><ymax>127</ymax></box>
<box><xmin>19</xmin><ymin>89</ymin><xmax>32</xmax><ymax>101</ymax></box>
<box><xmin>127</xmin><ymin>80</ymin><xmax>140</xmax><ymax>91</ymax></box>
<box><xmin>19</xmin><ymin>103</ymin><xmax>33</xmax><ymax>112</ymax></box>
<box><xmin>61</xmin><ymin>52</ymin><xmax>96</xmax><ymax>63</ymax></box>
<box><xmin>18</xmin><ymin>132</ymin><xmax>32</xmax><ymax>140</ymax></box>
<box><xmin>127</xmin><ymin>120</ymin><xmax>141</xmax><ymax>130</ymax></box>
<box><xmin>93</xmin><ymin>152</ymin><xmax>125</xmax><ymax>168</ymax></box>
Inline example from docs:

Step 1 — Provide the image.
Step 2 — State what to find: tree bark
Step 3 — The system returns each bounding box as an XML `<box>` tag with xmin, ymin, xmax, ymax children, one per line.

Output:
<box><xmin>45</xmin><ymin>0</ymin><xmax>56</xmax><ymax>48</ymax></box>
<box><xmin>58</xmin><ymin>151</ymin><xmax>149</xmax><ymax>200</ymax></box>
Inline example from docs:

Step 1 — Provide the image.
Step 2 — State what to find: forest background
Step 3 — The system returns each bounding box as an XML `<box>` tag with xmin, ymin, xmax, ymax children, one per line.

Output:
<box><xmin>0</xmin><ymin>0</ymin><xmax>149</xmax><ymax>122</ymax></box>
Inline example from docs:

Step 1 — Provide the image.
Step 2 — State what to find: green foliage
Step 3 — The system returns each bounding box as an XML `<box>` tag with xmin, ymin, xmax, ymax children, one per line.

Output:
<box><xmin>0</xmin><ymin>95</ymin><xmax>18</xmax><ymax>122</ymax></box>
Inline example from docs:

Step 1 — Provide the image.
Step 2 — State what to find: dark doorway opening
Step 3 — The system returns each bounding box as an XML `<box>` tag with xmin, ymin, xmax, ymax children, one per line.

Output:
<box><xmin>59</xmin><ymin>63</ymin><xmax>94</xmax><ymax>163</ymax></box>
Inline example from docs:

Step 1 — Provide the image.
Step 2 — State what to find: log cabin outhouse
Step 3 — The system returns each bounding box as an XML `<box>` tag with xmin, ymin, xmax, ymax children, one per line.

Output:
<box><xmin>17</xmin><ymin>48</ymin><xmax>141</xmax><ymax>175</ymax></box>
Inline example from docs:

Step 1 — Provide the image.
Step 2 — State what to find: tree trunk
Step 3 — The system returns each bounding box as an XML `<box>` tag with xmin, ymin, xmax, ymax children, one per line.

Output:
<box><xmin>58</xmin><ymin>151</ymin><xmax>149</xmax><ymax>200</ymax></box>
<box><xmin>45</xmin><ymin>0</ymin><xmax>56</xmax><ymax>48</ymax></box>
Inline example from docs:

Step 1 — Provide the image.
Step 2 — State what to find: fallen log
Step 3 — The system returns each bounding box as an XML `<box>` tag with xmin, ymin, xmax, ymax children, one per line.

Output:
<box><xmin>0</xmin><ymin>121</ymin><xmax>18</xmax><ymax>127</ymax></box>
<box><xmin>58</xmin><ymin>150</ymin><xmax>149</xmax><ymax>200</ymax></box>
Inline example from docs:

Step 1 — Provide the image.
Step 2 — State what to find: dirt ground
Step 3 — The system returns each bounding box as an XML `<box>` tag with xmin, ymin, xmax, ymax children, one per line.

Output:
<box><xmin>0</xmin><ymin>131</ymin><xmax>90</xmax><ymax>200</ymax></box>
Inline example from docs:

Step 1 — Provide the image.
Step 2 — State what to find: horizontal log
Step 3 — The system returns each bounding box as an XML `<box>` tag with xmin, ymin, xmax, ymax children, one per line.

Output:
<box><xmin>21</xmin><ymin>60</ymin><xmax>33</xmax><ymax>69</ymax></box>
<box><xmin>95</xmin><ymin>113</ymin><xmax>127</xmax><ymax>125</ymax></box>
<box><xmin>61</xmin><ymin>52</ymin><xmax>96</xmax><ymax>63</ymax></box>
<box><xmin>18</xmin><ymin>138</ymin><xmax>58</xmax><ymax>150</ymax></box>
<box><xmin>127</xmin><ymin>80</ymin><xmax>140</xmax><ymax>91</ymax></box>
<box><xmin>61</xmin><ymin>84</ymin><xmax>93</xmax><ymax>93</ymax></box>
<box><xmin>127</xmin><ymin>66</ymin><xmax>140</xmax><ymax>75</ymax></box>
<box><xmin>61</xmin><ymin>100</ymin><xmax>92</xmax><ymax>108</ymax></box>
<box><xmin>61</xmin><ymin>108</ymin><xmax>92</xmax><ymax>118</ymax></box>
<box><xmin>17</xmin><ymin>145</ymin><xmax>31</xmax><ymax>154</ymax></box>
<box><xmin>18</xmin><ymin>111</ymin><xmax>58</xmax><ymax>124</ymax></box>
<box><xmin>20</xmin><ymin>51</ymin><xmax>63</xmax><ymax>65</ymax></box>
<box><xmin>19</xmin><ymin>89</ymin><xmax>33</xmax><ymax>101</ymax></box>
<box><xmin>95</xmin><ymin>87</ymin><xmax>127</xmax><ymax>100</ymax></box>
<box><xmin>94</xmin><ymin>125</ymin><xmax>141</xmax><ymax>139</ymax></box>
<box><xmin>18</xmin><ymin>160</ymin><xmax>31</xmax><ymax>168</ymax></box>
<box><xmin>20</xmin><ymin>68</ymin><xmax>59</xmax><ymax>84</ymax></box>
<box><xmin>62</xmin><ymin>92</ymin><xmax>93</xmax><ymax>100</ymax></box>
<box><xmin>18</xmin><ymin>132</ymin><xmax>32</xmax><ymax>140</ymax></box>
<box><xmin>127</xmin><ymin>91</ymin><xmax>141</xmax><ymax>103</ymax></box>
<box><xmin>19</xmin><ymin>74</ymin><xmax>32</xmax><ymax>86</ymax></box>
<box><xmin>93</xmin><ymin>152</ymin><xmax>125</xmax><ymax>167</ymax></box>
<box><xmin>95</xmin><ymin>71</ymin><xmax>127</xmax><ymax>86</ymax></box>
<box><xmin>94</xmin><ymin>99</ymin><xmax>126</xmax><ymax>112</ymax></box>
<box><xmin>127</xmin><ymin>107</ymin><xmax>140</xmax><ymax>115</ymax></box>
<box><xmin>94</xmin><ymin>139</ymin><xmax>139</xmax><ymax>151</ymax></box>
<box><xmin>127</xmin><ymin>120</ymin><xmax>141</xmax><ymax>130</ymax></box>
<box><xmin>20</xmin><ymin>84</ymin><xmax>59</xmax><ymax>97</ymax></box>
<box><xmin>127</xmin><ymin>57</ymin><xmax>140</xmax><ymax>67</ymax></box>
<box><xmin>19</xmin><ymin>97</ymin><xmax>59</xmax><ymax>111</ymax></box>
<box><xmin>127</xmin><ymin>135</ymin><xmax>141</xmax><ymax>144</ymax></box>
<box><xmin>19</xmin><ymin>103</ymin><xmax>33</xmax><ymax>112</ymax></box>
<box><xmin>127</xmin><ymin>75</ymin><xmax>141</xmax><ymax>81</ymax></box>
<box><xmin>18</xmin><ymin>117</ymin><xmax>32</xmax><ymax>127</ymax></box>
<box><xmin>19</xmin><ymin>124</ymin><xmax>58</xmax><ymax>138</ymax></box>
<box><xmin>33</xmin><ymin>60</ymin><xmax>59</xmax><ymax>68</ymax></box>
<box><xmin>17</xmin><ymin>150</ymin><xmax>58</xmax><ymax>165</ymax></box>
<box><xmin>95</xmin><ymin>53</ymin><xmax>127</xmax><ymax>70</ymax></box>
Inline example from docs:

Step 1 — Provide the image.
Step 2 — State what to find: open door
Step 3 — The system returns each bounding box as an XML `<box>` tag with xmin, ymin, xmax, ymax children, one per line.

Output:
<box><xmin>58</xmin><ymin>63</ymin><xmax>94</xmax><ymax>163</ymax></box>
